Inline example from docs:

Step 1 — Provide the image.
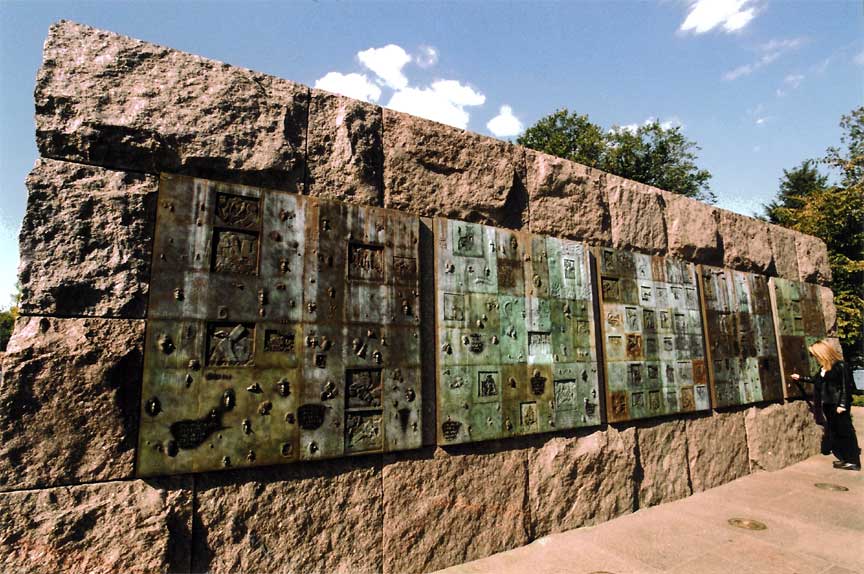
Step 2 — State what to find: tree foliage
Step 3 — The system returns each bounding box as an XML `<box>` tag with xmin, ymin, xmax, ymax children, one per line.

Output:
<box><xmin>517</xmin><ymin>110</ymin><xmax>606</xmax><ymax>168</ymax></box>
<box><xmin>0</xmin><ymin>306</ymin><xmax>16</xmax><ymax>352</ymax></box>
<box><xmin>517</xmin><ymin>109</ymin><xmax>714</xmax><ymax>203</ymax></box>
<box><xmin>762</xmin><ymin>160</ymin><xmax>829</xmax><ymax>227</ymax></box>
<box><xmin>762</xmin><ymin>107</ymin><xmax>864</xmax><ymax>367</ymax></box>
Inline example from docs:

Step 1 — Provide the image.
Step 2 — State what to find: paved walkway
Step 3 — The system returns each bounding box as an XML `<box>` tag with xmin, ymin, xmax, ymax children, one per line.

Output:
<box><xmin>438</xmin><ymin>408</ymin><xmax>864</xmax><ymax>574</ymax></box>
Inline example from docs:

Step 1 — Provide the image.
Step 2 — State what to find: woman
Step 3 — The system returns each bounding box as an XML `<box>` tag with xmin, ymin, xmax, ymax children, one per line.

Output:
<box><xmin>791</xmin><ymin>340</ymin><xmax>860</xmax><ymax>471</ymax></box>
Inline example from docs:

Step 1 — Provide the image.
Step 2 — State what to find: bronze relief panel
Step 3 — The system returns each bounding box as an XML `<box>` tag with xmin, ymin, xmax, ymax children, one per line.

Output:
<box><xmin>138</xmin><ymin>175</ymin><xmax>422</xmax><ymax>476</ymax></box>
<box><xmin>769</xmin><ymin>277</ymin><xmax>827</xmax><ymax>399</ymax></box>
<box><xmin>698</xmin><ymin>265</ymin><xmax>783</xmax><ymax>408</ymax></box>
<box><xmin>435</xmin><ymin>218</ymin><xmax>599</xmax><ymax>445</ymax></box>
<box><xmin>597</xmin><ymin>248</ymin><xmax>710</xmax><ymax>422</ymax></box>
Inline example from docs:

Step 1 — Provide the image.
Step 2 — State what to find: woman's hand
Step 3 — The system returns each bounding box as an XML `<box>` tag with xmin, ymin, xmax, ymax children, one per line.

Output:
<box><xmin>790</xmin><ymin>373</ymin><xmax>800</xmax><ymax>381</ymax></box>
<box><xmin>837</xmin><ymin>406</ymin><xmax>847</xmax><ymax>414</ymax></box>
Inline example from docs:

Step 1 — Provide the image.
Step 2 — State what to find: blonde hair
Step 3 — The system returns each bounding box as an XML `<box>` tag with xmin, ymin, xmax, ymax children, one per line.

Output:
<box><xmin>808</xmin><ymin>340</ymin><xmax>843</xmax><ymax>371</ymax></box>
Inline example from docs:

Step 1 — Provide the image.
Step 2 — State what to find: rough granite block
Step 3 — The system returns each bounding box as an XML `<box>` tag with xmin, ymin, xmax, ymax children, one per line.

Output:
<box><xmin>662</xmin><ymin>191</ymin><xmax>722</xmax><ymax>265</ymax></box>
<box><xmin>382</xmin><ymin>445</ymin><xmax>530</xmax><ymax>574</ymax></box>
<box><xmin>525</xmin><ymin>150</ymin><xmax>610</xmax><ymax>244</ymax></box>
<box><xmin>819</xmin><ymin>286</ymin><xmax>837</xmax><ymax>336</ymax></box>
<box><xmin>745</xmin><ymin>401</ymin><xmax>822</xmax><ymax>472</ymax></box>
<box><xmin>383</xmin><ymin>110</ymin><xmax>528</xmax><ymax>229</ymax></box>
<box><xmin>193</xmin><ymin>458</ymin><xmax>383</xmax><ymax>574</ymax></box>
<box><xmin>35</xmin><ymin>20</ymin><xmax>308</xmax><ymax>190</ymax></box>
<box><xmin>0</xmin><ymin>316</ymin><xmax>143</xmax><ymax>491</ymax></box>
<box><xmin>18</xmin><ymin>158</ymin><xmax>156</xmax><ymax>318</ymax></box>
<box><xmin>718</xmin><ymin>210</ymin><xmax>774</xmax><ymax>274</ymax></box>
<box><xmin>528</xmin><ymin>427</ymin><xmax>636</xmax><ymax>538</ymax></box>
<box><xmin>685</xmin><ymin>410</ymin><xmax>750</xmax><ymax>492</ymax></box>
<box><xmin>307</xmin><ymin>89</ymin><xmax>384</xmax><ymax>206</ymax></box>
<box><xmin>769</xmin><ymin>224</ymin><xmax>800</xmax><ymax>281</ymax></box>
<box><xmin>0</xmin><ymin>477</ymin><xmax>192</xmax><ymax>574</ymax></box>
<box><xmin>637</xmin><ymin>419</ymin><xmax>691</xmax><ymax>507</ymax></box>
<box><xmin>795</xmin><ymin>232</ymin><xmax>832</xmax><ymax>285</ymax></box>
<box><xmin>606</xmin><ymin>175</ymin><xmax>667</xmax><ymax>253</ymax></box>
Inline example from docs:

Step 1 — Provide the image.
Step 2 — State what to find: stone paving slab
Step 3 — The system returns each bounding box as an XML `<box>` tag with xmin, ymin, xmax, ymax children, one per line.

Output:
<box><xmin>437</xmin><ymin>407</ymin><xmax>864</xmax><ymax>574</ymax></box>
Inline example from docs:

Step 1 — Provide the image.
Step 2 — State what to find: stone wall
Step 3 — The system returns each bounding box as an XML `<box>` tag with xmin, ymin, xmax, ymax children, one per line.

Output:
<box><xmin>0</xmin><ymin>21</ymin><xmax>830</xmax><ymax>574</ymax></box>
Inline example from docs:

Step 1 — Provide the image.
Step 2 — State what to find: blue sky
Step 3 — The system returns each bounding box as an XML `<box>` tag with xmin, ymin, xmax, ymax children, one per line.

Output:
<box><xmin>0</xmin><ymin>0</ymin><xmax>861</xmax><ymax>308</ymax></box>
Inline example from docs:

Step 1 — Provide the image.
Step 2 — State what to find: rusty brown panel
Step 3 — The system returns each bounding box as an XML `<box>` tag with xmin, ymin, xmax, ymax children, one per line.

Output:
<box><xmin>434</xmin><ymin>218</ymin><xmax>600</xmax><ymax>445</ymax></box>
<box><xmin>697</xmin><ymin>264</ymin><xmax>783</xmax><ymax>408</ymax></box>
<box><xmin>138</xmin><ymin>174</ymin><xmax>422</xmax><ymax>476</ymax></box>
<box><xmin>596</xmin><ymin>248</ymin><xmax>710</xmax><ymax>423</ymax></box>
<box><xmin>769</xmin><ymin>277</ymin><xmax>826</xmax><ymax>399</ymax></box>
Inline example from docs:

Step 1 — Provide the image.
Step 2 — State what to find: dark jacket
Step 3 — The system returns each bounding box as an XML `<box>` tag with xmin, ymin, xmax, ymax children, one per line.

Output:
<box><xmin>802</xmin><ymin>361</ymin><xmax>854</xmax><ymax>409</ymax></box>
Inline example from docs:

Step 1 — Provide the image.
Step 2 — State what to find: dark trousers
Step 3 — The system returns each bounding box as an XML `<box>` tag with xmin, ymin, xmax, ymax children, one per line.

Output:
<box><xmin>823</xmin><ymin>406</ymin><xmax>861</xmax><ymax>466</ymax></box>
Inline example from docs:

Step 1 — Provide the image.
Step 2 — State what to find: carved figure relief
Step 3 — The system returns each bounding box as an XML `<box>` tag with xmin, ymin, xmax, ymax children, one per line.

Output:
<box><xmin>212</xmin><ymin>230</ymin><xmax>258</xmax><ymax>275</ymax></box>
<box><xmin>348</xmin><ymin>243</ymin><xmax>385</xmax><ymax>282</ymax></box>
<box><xmin>215</xmin><ymin>193</ymin><xmax>260</xmax><ymax>229</ymax></box>
<box><xmin>207</xmin><ymin>324</ymin><xmax>254</xmax><ymax>366</ymax></box>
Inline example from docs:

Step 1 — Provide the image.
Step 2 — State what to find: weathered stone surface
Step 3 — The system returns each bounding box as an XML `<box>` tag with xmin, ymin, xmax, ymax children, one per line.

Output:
<box><xmin>528</xmin><ymin>427</ymin><xmax>635</xmax><ymax>538</ymax></box>
<box><xmin>636</xmin><ymin>419</ymin><xmax>690</xmax><ymax>507</ymax></box>
<box><xmin>0</xmin><ymin>316</ymin><xmax>143</xmax><ymax>490</ymax></box>
<box><xmin>819</xmin><ymin>286</ymin><xmax>837</xmax><ymax>336</ymax></box>
<box><xmin>306</xmin><ymin>89</ymin><xmax>383</xmax><ymax>206</ymax></box>
<box><xmin>18</xmin><ymin>158</ymin><xmax>156</xmax><ymax>318</ymax></box>
<box><xmin>718</xmin><ymin>210</ymin><xmax>775</xmax><ymax>274</ymax></box>
<box><xmin>744</xmin><ymin>401</ymin><xmax>822</xmax><ymax>472</ymax></box>
<box><xmin>382</xmin><ymin>445</ymin><xmax>530</xmax><ymax>574</ymax></box>
<box><xmin>769</xmin><ymin>224</ymin><xmax>800</xmax><ymax>280</ymax></box>
<box><xmin>383</xmin><ymin>110</ymin><xmax>527</xmax><ymax>229</ymax></box>
<box><xmin>662</xmin><ymin>191</ymin><xmax>722</xmax><ymax>264</ymax></box>
<box><xmin>606</xmin><ymin>175</ymin><xmax>667</xmax><ymax>253</ymax></box>
<box><xmin>35</xmin><ymin>20</ymin><xmax>308</xmax><ymax>190</ymax></box>
<box><xmin>525</xmin><ymin>151</ymin><xmax>610</xmax><ymax>243</ymax></box>
<box><xmin>795</xmin><ymin>232</ymin><xmax>832</xmax><ymax>284</ymax></box>
<box><xmin>685</xmin><ymin>410</ymin><xmax>750</xmax><ymax>492</ymax></box>
<box><xmin>0</xmin><ymin>477</ymin><xmax>192</xmax><ymax>574</ymax></box>
<box><xmin>194</xmin><ymin>458</ymin><xmax>382</xmax><ymax>574</ymax></box>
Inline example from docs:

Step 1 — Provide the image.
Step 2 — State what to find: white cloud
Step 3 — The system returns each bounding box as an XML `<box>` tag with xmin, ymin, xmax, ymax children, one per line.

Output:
<box><xmin>614</xmin><ymin>123</ymin><xmax>640</xmax><ymax>135</ymax></box>
<box><xmin>723</xmin><ymin>37</ymin><xmax>805</xmax><ymax>80</ymax></box>
<box><xmin>357</xmin><ymin>44</ymin><xmax>412</xmax><ymax>89</ymax></box>
<box><xmin>854</xmin><ymin>50</ymin><xmax>864</xmax><ymax>66</ymax></box>
<box><xmin>387</xmin><ymin>80</ymin><xmax>485</xmax><ymax>129</ymax></box>
<box><xmin>784</xmin><ymin>73</ymin><xmax>804</xmax><ymax>88</ymax></box>
<box><xmin>610</xmin><ymin>116</ymin><xmax>684</xmax><ymax>135</ymax></box>
<box><xmin>314</xmin><ymin>72</ymin><xmax>382</xmax><ymax>103</ymax></box>
<box><xmin>755</xmin><ymin>116</ymin><xmax>769</xmax><ymax>125</ymax></box>
<box><xmin>776</xmin><ymin>73</ymin><xmax>805</xmax><ymax>97</ymax></box>
<box><xmin>486</xmin><ymin>105</ymin><xmax>523</xmax><ymax>137</ymax></box>
<box><xmin>680</xmin><ymin>0</ymin><xmax>757</xmax><ymax>35</ymax></box>
<box><xmin>415</xmin><ymin>45</ymin><xmax>439</xmax><ymax>68</ymax></box>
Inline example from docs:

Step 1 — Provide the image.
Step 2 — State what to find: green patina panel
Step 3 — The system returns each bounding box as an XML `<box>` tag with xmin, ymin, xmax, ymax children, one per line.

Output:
<box><xmin>699</xmin><ymin>265</ymin><xmax>783</xmax><ymax>408</ymax></box>
<box><xmin>434</xmin><ymin>219</ymin><xmax>600</xmax><ymax>445</ymax></box>
<box><xmin>769</xmin><ymin>277</ymin><xmax>826</xmax><ymax>398</ymax></box>
<box><xmin>137</xmin><ymin>175</ymin><xmax>422</xmax><ymax>476</ymax></box>
<box><xmin>596</xmin><ymin>247</ymin><xmax>710</xmax><ymax>422</ymax></box>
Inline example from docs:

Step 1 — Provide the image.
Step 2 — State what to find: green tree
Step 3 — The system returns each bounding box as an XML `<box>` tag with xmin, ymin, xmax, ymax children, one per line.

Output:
<box><xmin>518</xmin><ymin>109</ymin><xmax>714</xmax><ymax>203</ymax></box>
<box><xmin>0</xmin><ymin>306</ymin><xmax>16</xmax><ymax>352</ymax></box>
<box><xmin>605</xmin><ymin>120</ymin><xmax>714</xmax><ymax>203</ymax></box>
<box><xmin>762</xmin><ymin>160</ymin><xmax>829</xmax><ymax>227</ymax></box>
<box><xmin>762</xmin><ymin>107</ymin><xmax>864</xmax><ymax>366</ymax></box>
<box><xmin>0</xmin><ymin>284</ymin><xmax>20</xmax><ymax>352</ymax></box>
<box><xmin>517</xmin><ymin>109</ymin><xmax>606</xmax><ymax>168</ymax></box>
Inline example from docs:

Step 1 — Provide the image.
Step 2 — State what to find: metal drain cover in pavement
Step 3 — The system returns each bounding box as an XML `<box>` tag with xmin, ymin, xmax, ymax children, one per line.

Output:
<box><xmin>728</xmin><ymin>518</ymin><xmax>767</xmax><ymax>530</ymax></box>
<box><xmin>814</xmin><ymin>482</ymin><xmax>849</xmax><ymax>492</ymax></box>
